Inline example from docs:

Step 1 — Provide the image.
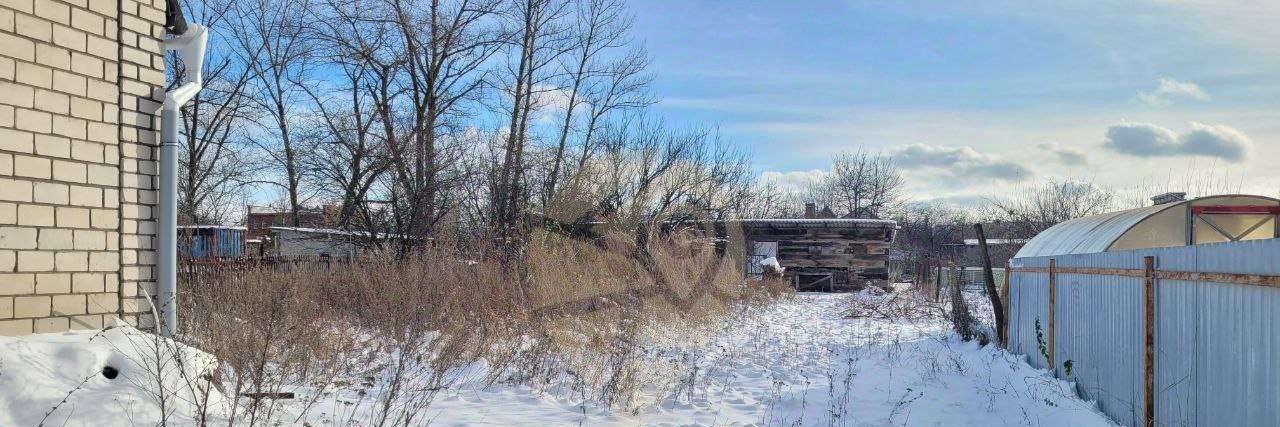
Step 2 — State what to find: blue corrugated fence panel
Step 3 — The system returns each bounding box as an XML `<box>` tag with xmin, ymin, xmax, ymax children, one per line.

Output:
<box><xmin>191</xmin><ymin>235</ymin><xmax>210</xmax><ymax>259</ymax></box>
<box><xmin>212</xmin><ymin>228</ymin><xmax>243</xmax><ymax>257</ymax></box>
<box><xmin>1011</xmin><ymin>238</ymin><xmax>1280</xmax><ymax>426</ymax></box>
<box><xmin>1052</xmin><ymin>250</ymin><xmax>1143</xmax><ymax>426</ymax></box>
<box><xmin>1186</xmin><ymin>239</ymin><xmax>1280</xmax><ymax>426</ymax></box>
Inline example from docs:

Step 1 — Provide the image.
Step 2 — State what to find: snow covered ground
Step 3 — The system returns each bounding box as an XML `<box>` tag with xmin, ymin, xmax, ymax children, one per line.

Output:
<box><xmin>1</xmin><ymin>291</ymin><xmax>1115</xmax><ymax>426</ymax></box>
<box><xmin>0</xmin><ymin>324</ymin><xmax>224</xmax><ymax>426</ymax></box>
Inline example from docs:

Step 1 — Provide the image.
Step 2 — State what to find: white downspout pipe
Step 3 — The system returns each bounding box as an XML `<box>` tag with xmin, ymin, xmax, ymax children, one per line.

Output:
<box><xmin>159</xmin><ymin>24</ymin><xmax>207</xmax><ymax>337</ymax></box>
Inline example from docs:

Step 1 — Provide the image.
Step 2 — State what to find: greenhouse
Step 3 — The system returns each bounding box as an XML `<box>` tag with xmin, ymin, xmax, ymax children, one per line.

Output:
<box><xmin>1015</xmin><ymin>193</ymin><xmax>1280</xmax><ymax>258</ymax></box>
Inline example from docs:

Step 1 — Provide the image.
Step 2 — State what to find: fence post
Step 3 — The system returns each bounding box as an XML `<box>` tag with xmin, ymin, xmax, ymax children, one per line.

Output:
<box><xmin>1047</xmin><ymin>258</ymin><xmax>1056</xmax><ymax>371</ymax></box>
<box><xmin>974</xmin><ymin>223</ymin><xmax>1004</xmax><ymax>348</ymax></box>
<box><xmin>1143</xmin><ymin>255</ymin><xmax>1156</xmax><ymax>427</ymax></box>
<box><xmin>1001</xmin><ymin>260</ymin><xmax>1011</xmax><ymax>347</ymax></box>
<box><xmin>934</xmin><ymin>262</ymin><xmax>943</xmax><ymax>301</ymax></box>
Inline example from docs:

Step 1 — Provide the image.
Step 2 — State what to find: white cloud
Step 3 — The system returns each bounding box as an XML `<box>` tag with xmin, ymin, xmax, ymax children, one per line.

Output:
<box><xmin>1036</xmin><ymin>142</ymin><xmax>1089</xmax><ymax>166</ymax></box>
<box><xmin>530</xmin><ymin>84</ymin><xmax>586</xmax><ymax>114</ymax></box>
<box><xmin>893</xmin><ymin>144</ymin><xmax>1033</xmax><ymax>182</ymax></box>
<box><xmin>509</xmin><ymin>84</ymin><xmax>591</xmax><ymax>125</ymax></box>
<box><xmin>1179</xmin><ymin>122</ymin><xmax>1252</xmax><ymax>161</ymax></box>
<box><xmin>1104</xmin><ymin>121</ymin><xmax>1251</xmax><ymax>162</ymax></box>
<box><xmin>1137</xmin><ymin>78</ymin><xmax>1210</xmax><ymax>106</ymax></box>
<box><xmin>760</xmin><ymin>169</ymin><xmax>827</xmax><ymax>194</ymax></box>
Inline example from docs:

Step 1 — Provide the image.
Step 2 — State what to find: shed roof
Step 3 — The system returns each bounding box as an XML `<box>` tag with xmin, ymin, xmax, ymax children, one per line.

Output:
<box><xmin>1014</xmin><ymin>194</ymin><xmax>1280</xmax><ymax>258</ymax></box>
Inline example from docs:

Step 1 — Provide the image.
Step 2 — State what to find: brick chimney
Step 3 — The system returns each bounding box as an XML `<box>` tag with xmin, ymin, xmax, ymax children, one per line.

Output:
<box><xmin>804</xmin><ymin>202</ymin><xmax>816</xmax><ymax>219</ymax></box>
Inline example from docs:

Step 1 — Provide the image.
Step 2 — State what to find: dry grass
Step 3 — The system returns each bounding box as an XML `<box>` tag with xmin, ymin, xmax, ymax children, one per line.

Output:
<box><xmin>844</xmin><ymin>287</ymin><xmax>947</xmax><ymax>322</ymax></box>
<box><xmin>175</xmin><ymin>227</ymin><xmax>790</xmax><ymax>424</ymax></box>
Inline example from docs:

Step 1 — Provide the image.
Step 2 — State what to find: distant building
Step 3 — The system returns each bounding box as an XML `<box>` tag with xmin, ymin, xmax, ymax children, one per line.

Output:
<box><xmin>177</xmin><ymin>225</ymin><xmax>246</xmax><ymax>260</ymax></box>
<box><xmin>245</xmin><ymin>207</ymin><xmax>330</xmax><ymax>242</ymax></box>
<box><xmin>803</xmin><ymin>203</ymin><xmax>839</xmax><ymax>219</ymax></box>
<box><xmin>944</xmin><ymin>238</ymin><xmax>1030</xmax><ymax>269</ymax></box>
<box><xmin>742</xmin><ymin>218</ymin><xmax>899</xmax><ymax>291</ymax></box>
<box><xmin>268</xmin><ymin>227</ymin><xmax>360</xmax><ymax>260</ymax></box>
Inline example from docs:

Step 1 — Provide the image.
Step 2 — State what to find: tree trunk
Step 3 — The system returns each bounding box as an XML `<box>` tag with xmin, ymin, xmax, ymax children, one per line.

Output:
<box><xmin>974</xmin><ymin>223</ymin><xmax>1005</xmax><ymax>346</ymax></box>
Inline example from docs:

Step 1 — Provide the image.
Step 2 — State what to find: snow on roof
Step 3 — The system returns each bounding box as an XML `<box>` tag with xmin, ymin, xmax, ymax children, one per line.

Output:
<box><xmin>268</xmin><ymin>226</ymin><xmax>421</xmax><ymax>240</ymax></box>
<box><xmin>735</xmin><ymin>218</ymin><xmax>898</xmax><ymax>228</ymax></box>
<box><xmin>960</xmin><ymin>238</ymin><xmax>1029</xmax><ymax>246</ymax></box>
<box><xmin>269</xmin><ymin>226</ymin><xmax>362</xmax><ymax>236</ymax></box>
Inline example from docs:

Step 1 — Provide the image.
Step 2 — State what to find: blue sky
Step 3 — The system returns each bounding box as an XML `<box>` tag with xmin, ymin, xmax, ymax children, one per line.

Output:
<box><xmin>628</xmin><ymin>1</ymin><xmax>1280</xmax><ymax>202</ymax></box>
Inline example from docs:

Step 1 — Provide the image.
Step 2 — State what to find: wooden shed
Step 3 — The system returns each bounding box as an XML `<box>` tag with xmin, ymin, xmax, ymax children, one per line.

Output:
<box><xmin>740</xmin><ymin>218</ymin><xmax>898</xmax><ymax>291</ymax></box>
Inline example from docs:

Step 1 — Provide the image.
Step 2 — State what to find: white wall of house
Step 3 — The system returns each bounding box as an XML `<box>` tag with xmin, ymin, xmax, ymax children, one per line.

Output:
<box><xmin>271</xmin><ymin>228</ymin><xmax>357</xmax><ymax>260</ymax></box>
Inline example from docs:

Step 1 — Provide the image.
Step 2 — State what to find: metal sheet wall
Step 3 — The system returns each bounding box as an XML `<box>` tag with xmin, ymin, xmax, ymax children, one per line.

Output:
<box><xmin>1054</xmin><ymin>250</ymin><xmax>1143</xmax><ymax>427</ymax></box>
<box><xmin>1009</xmin><ymin>238</ymin><xmax>1280</xmax><ymax>426</ymax></box>
<box><xmin>1179</xmin><ymin>238</ymin><xmax>1280</xmax><ymax>426</ymax></box>
<box><xmin>180</xmin><ymin>228</ymin><xmax>244</xmax><ymax>259</ymax></box>
<box><xmin>1010</xmin><ymin>252</ymin><xmax>1144</xmax><ymax>426</ymax></box>
<box><xmin>1008</xmin><ymin>256</ymin><xmax>1049</xmax><ymax>370</ymax></box>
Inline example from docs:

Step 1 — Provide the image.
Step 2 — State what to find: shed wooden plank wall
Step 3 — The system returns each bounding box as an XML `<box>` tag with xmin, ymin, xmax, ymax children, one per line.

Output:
<box><xmin>745</xmin><ymin>224</ymin><xmax>895</xmax><ymax>289</ymax></box>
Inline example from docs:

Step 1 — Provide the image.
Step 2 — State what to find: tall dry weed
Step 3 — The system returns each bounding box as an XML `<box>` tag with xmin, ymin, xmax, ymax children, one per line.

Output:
<box><xmin>176</xmin><ymin>226</ymin><xmax>788</xmax><ymax>424</ymax></box>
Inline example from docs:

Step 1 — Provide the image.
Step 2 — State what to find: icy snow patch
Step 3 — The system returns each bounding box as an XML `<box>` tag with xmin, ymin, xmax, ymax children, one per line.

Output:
<box><xmin>759</xmin><ymin>256</ymin><xmax>783</xmax><ymax>273</ymax></box>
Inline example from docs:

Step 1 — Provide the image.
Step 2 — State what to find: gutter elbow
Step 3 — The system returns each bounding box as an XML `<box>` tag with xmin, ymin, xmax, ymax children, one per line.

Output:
<box><xmin>162</xmin><ymin>24</ymin><xmax>208</xmax><ymax>110</ymax></box>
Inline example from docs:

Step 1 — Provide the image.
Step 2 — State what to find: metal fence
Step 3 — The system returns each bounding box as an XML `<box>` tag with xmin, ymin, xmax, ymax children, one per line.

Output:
<box><xmin>939</xmin><ymin>267</ymin><xmax>1006</xmax><ymax>291</ymax></box>
<box><xmin>1008</xmin><ymin>238</ymin><xmax>1280</xmax><ymax>427</ymax></box>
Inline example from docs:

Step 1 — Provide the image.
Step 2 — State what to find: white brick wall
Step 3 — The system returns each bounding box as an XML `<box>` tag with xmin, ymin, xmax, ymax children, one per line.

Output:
<box><xmin>1</xmin><ymin>0</ymin><xmax>164</xmax><ymax>335</ymax></box>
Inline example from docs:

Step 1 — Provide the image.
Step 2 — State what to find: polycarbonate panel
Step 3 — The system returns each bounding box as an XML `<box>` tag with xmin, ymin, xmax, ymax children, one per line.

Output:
<box><xmin>1014</xmin><ymin>195</ymin><xmax>1280</xmax><ymax>259</ymax></box>
<box><xmin>1014</xmin><ymin>205</ymin><xmax>1165</xmax><ymax>258</ymax></box>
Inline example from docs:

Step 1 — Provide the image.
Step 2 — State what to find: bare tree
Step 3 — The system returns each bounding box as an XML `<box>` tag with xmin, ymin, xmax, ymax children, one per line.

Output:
<box><xmin>894</xmin><ymin>202</ymin><xmax>971</xmax><ymax>262</ymax></box>
<box><xmin>384</xmin><ymin>0</ymin><xmax>505</xmax><ymax>244</ymax></box>
<box><xmin>651</xmin><ymin>130</ymin><xmax>752</xmax><ymax>220</ymax></box>
<box><xmin>172</xmin><ymin>0</ymin><xmax>259</xmax><ymax>224</ymax></box>
<box><xmin>566</xmin><ymin>46</ymin><xmax>652</xmax><ymax>193</ymax></box>
<box><xmin>171</xmin><ymin>0</ymin><xmax>767</xmax><ymax>245</ymax></box>
<box><xmin>231</xmin><ymin>0</ymin><xmax>319</xmax><ymax>226</ymax></box>
<box><xmin>567</xmin><ymin>116</ymin><xmax>752</xmax><ymax>224</ymax></box>
<box><xmin>542</xmin><ymin>0</ymin><xmax>649</xmax><ymax>207</ymax></box>
<box><xmin>301</xmin><ymin>1</ymin><xmax>393</xmax><ymax>232</ymax></box>
<box><xmin>492</xmin><ymin>0</ymin><xmax>573</xmax><ymax>232</ymax></box>
<box><xmin>738</xmin><ymin>180</ymin><xmax>803</xmax><ymax>219</ymax></box>
<box><xmin>810</xmin><ymin>149</ymin><xmax>904</xmax><ymax>219</ymax></box>
<box><xmin>987</xmin><ymin>179</ymin><xmax>1116</xmax><ymax>238</ymax></box>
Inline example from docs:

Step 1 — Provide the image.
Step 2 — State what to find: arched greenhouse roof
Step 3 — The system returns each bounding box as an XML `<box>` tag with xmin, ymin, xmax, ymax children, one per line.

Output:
<box><xmin>1014</xmin><ymin>194</ymin><xmax>1280</xmax><ymax>258</ymax></box>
